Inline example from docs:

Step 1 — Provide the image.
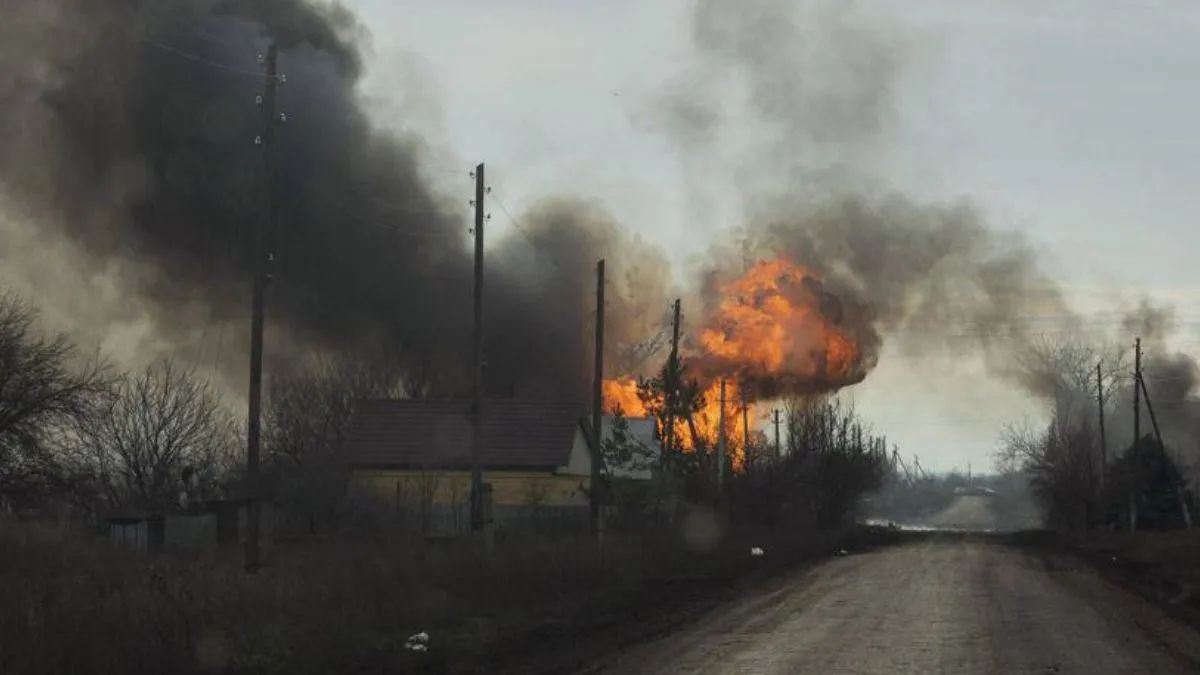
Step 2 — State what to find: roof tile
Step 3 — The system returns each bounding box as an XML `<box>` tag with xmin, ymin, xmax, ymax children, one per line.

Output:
<box><xmin>345</xmin><ymin>398</ymin><xmax>586</xmax><ymax>469</ymax></box>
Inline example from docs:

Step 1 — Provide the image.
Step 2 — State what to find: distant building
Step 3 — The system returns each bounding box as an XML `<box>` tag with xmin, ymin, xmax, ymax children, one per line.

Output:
<box><xmin>598</xmin><ymin>413</ymin><xmax>674</xmax><ymax>524</ymax></box>
<box><xmin>600</xmin><ymin>415</ymin><xmax>661</xmax><ymax>480</ymax></box>
<box><xmin>344</xmin><ymin>399</ymin><xmax>595</xmax><ymax>535</ymax></box>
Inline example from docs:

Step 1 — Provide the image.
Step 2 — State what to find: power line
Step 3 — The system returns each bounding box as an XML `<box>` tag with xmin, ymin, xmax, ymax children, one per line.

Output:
<box><xmin>1142</xmin><ymin>375</ymin><xmax>1200</xmax><ymax>383</ymax></box>
<box><xmin>280</xmin><ymin>174</ymin><xmax>462</xmax><ymax>239</ymax></box>
<box><xmin>489</xmin><ymin>192</ymin><xmax>536</xmax><ymax>242</ymax></box>
<box><xmin>143</xmin><ymin>38</ymin><xmax>264</xmax><ymax>79</ymax></box>
<box><xmin>283</xmin><ymin>171</ymin><xmax>454</xmax><ymax>218</ymax></box>
<box><xmin>144</xmin><ymin>14</ymin><xmax>236</xmax><ymax>47</ymax></box>
<box><xmin>344</xmin><ymin>211</ymin><xmax>463</xmax><ymax>239</ymax></box>
<box><xmin>306</xmin><ymin>201</ymin><xmax>455</xmax><ymax>238</ymax></box>
<box><xmin>489</xmin><ymin>190</ymin><xmax>567</xmax><ymax>273</ymax></box>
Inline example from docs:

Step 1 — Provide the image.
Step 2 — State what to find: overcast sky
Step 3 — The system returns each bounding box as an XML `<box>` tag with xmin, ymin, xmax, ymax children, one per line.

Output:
<box><xmin>342</xmin><ymin>0</ymin><xmax>1200</xmax><ymax>471</ymax></box>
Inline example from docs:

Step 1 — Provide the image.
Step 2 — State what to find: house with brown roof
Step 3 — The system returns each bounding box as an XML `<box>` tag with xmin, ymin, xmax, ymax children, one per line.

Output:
<box><xmin>343</xmin><ymin>399</ymin><xmax>596</xmax><ymax>535</ymax></box>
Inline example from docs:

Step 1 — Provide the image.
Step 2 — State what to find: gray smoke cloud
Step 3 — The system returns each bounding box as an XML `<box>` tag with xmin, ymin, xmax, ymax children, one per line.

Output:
<box><xmin>1007</xmin><ymin>300</ymin><xmax>1200</xmax><ymax>476</ymax></box>
<box><xmin>488</xmin><ymin>197</ymin><xmax>673</xmax><ymax>397</ymax></box>
<box><xmin>5</xmin><ymin>0</ymin><xmax>1196</xmax><ymax>424</ymax></box>
<box><xmin>649</xmin><ymin>0</ymin><xmax>1078</xmax><ymax>401</ymax></box>
<box><xmin>649</xmin><ymin>0</ymin><xmax>908</xmax><ymax>217</ymax></box>
<box><xmin>658</xmin><ymin>1</ymin><xmax>1199</xmax><ymax>477</ymax></box>
<box><xmin>1120</xmin><ymin>302</ymin><xmax>1200</xmax><ymax>457</ymax></box>
<box><xmin>0</xmin><ymin>0</ymin><xmax>665</xmax><ymax>400</ymax></box>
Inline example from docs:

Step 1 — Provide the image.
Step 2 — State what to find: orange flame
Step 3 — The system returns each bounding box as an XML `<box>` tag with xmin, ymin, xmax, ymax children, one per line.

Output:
<box><xmin>602</xmin><ymin>257</ymin><xmax>860</xmax><ymax>471</ymax></box>
<box><xmin>603</xmin><ymin>377</ymin><xmax>646</xmax><ymax>417</ymax></box>
<box><xmin>697</xmin><ymin>258</ymin><xmax>861</xmax><ymax>396</ymax></box>
<box><xmin>602</xmin><ymin>377</ymin><xmax>758</xmax><ymax>470</ymax></box>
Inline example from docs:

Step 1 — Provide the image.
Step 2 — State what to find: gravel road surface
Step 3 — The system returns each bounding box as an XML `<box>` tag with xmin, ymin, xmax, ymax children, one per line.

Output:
<box><xmin>594</xmin><ymin>535</ymin><xmax>1200</xmax><ymax>674</ymax></box>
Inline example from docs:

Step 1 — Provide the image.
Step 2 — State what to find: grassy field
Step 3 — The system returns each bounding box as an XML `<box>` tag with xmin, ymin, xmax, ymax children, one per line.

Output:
<box><xmin>0</xmin><ymin>518</ymin><xmax>903</xmax><ymax>674</ymax></box>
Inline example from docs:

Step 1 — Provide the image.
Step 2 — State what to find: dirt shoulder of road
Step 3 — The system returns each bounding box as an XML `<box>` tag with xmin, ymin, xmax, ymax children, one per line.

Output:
<box><xmin>1007</xmin><ymin>530</ymin><xmax>1200</xmax><ymax>633</ymax></box>
<box><xmin>589</xmin><ymin>533</ymin><xmax>1200</xmax><ymax>674</ymax></box>
<box><xmin>481</xmin><ymin>525</ymin><xmax>916</xmax><ymax>675</ymax></box>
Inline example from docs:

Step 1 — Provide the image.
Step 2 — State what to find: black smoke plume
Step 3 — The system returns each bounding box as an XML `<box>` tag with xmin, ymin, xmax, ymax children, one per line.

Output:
<box><xmin>0</xmin><ymin>0</ymin><xmax>667</xmax><ymax>399</ymax></box>
<box><xmin>1121</xmin><ymin>302</ymin><xmax>1200</xmax><ymax>456</ymax></box>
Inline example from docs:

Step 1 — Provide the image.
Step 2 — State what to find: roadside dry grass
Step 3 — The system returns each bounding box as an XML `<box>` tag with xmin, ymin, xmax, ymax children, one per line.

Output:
<box><xmin>1008</xmin><ymin>530</ymin><xmax>1200</xmax><ymax>631</ymax></box>
<box><xmin>0</xmin><ymin>518</ymin><xmax>904</xmax><ymax>675</ymax></box>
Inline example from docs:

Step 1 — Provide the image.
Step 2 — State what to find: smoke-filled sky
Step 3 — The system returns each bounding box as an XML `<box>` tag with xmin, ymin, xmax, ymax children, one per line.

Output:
<box><xmin>340</xmin><ymin>0</ymin><xmax>1200</xmax><ymax>470</ymax></box>
<box><xmin>5</xmin><ymin>0</ymin><xmax>1200</xmax><ymax>471</ymax></box>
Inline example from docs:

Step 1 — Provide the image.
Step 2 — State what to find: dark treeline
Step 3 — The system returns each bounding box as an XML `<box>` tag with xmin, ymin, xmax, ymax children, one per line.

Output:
<box><xmin>731</xmin><ymin>398</ymin><xmax>889</xmax><ymax>529</ymax></box>
<box><xmin>0</xmin><ymin>289</ymin><xmax>403</xmax><ymax>528</ymax></box>
<box><xmin>613</xmin><ymin>352</ymin><xmax>891</xmax><ymax>531</ymax></box>
<box><xmin>998</xmin><ymin>323</ymin><xmax>1200</xmax><ymax>532</ymax></box>
<box><xmin>0</xmin><ymin>291</ymin><xmax>241</xmax><ymax>516</ymax></box>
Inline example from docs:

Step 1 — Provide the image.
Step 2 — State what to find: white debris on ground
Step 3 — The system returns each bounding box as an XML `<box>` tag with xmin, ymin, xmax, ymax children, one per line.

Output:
<box><xmin>751</xmin><ymin>547</ymin><xmax>765</xmax><ymax>557</ymax></box>
<box><xmin>405</xmin><ymin>631</ymin><xmax>430</xmax><ymax>652</ymax></box>
<box><xmin>834</xmin><ymin>549</ymin><xmax>850</xmax><ymax>557</ymax></box>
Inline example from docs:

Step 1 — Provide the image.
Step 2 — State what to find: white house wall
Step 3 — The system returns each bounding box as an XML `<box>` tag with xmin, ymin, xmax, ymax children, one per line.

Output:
<box><xmin>557</xmin><ymin>425</ymin><xmax>593</xmax><ymax>477</ymax></box>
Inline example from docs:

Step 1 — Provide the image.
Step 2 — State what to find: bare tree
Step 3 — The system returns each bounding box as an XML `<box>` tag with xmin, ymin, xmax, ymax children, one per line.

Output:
<box><xmin>998</xmin><ymin>334</ymin><xmax>1126</xmax><ymax>530</ymax></box>
<box><xmin>0</xmin><ymin>294</ymin><xmax>108</xmax><ymax>508</ymax></box>
<box><xmin>730</xmin><ymin>395</ymin><xmax>887</xmax><ymax>528</ymax></box>
<box><xmin>1016</xmin><ymin>335</ymin><xmax>1127</xmax><ymax>419</ymax></box>
<box><xmin>69</xmin><ymin>360</ymin><xmax>237</xmax><ymax>512</ymax></box>
<box><xmin>264</xmin><ymin>355</ymin><xmax>405</xmax><ymax>531</ymax></box>
<box><xmin>999</xmin><ymin>417</ymin><xmax>1099</xmax><ymax>530</ymax></box>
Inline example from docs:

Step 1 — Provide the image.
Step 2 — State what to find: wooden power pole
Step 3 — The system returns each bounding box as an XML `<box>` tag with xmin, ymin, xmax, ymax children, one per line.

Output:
<box><xmin>741</xmin><ymin>387</ymin><xmax>750</xmax><ymax>467</ymax></box>
<box><xmin>772</xmin><ymin>409</ymin><xmax>782</xmax><ymax>459</ymax></box>
<box><xmin>1097</xmin><ymin>362</ymin><xmax>1106</xmax><ymax>472</ymax></box>
<box><xmin>1134</xmin><ymin>337</ymin><xmax>1142</xmax><ymax>448</ymax></box>
<box><xmin>245</xmin><ymin>42</ymin><xmax>281</xmax><ymax>573</ymax></box>
<box><xmin>1138</xmin><ymin>372</ymin><xmax>1190</xmax><ymax>529</ymax></box>
<box><xmin>665</xmin><ymin>299</ymin><xmax>681</xmax><ymax>453</ymax></box>
<box><xmin>1131</xmin><ymin>337</ymin><xmax>1142</xmax><ymax>532</ymax></box>
<box><xmin>717</xmin><ymin>379</ymin><xmax>727</xmax><ymax>496</ymax></box>
<box><xmin>590</xmin><ymin>259</ymin><xmax>605</xmax><ymax>535</ymax></box>
<box><xmin>1138</xmin><ymin>373</ymin><xmax>1164</xmax><ymax>451</ymax></box>
<box><xmin>471</xmin><ymin>162</ymin><xmax>486</xmax><ymax>533</ymax></box>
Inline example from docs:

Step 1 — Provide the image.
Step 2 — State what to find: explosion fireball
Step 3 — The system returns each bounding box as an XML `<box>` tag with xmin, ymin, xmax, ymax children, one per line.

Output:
<box><xmin>603</xmin><ymin>257</ymin><xmax>866</xmax><ymax>465</ymax></box>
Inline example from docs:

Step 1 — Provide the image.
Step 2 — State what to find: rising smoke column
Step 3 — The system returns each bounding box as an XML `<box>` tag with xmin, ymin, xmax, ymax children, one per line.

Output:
<box><xmin>0</xmin><ymin>0</ymin><xmax>668</xmax><ymax>399</ymax></box>
<box><xmin>1119</xmin><ymin>303</ymin><xmax>1200</xmax><ymax>458</ymax></box>
<box><xmin>486</xmin><ymin>197</ymin><xmax>673</xmax><ymax>397</ymax></box>
<box><xmin>648</xmin><ymin>0</ymin><xmax>1074</xmax><ymax>402</ymax></box>
<box><xmin>657</xmin><ymin>1</ymin><xmax>1199</xmax><ymax>480</ymax></box>
<box><xmin>1</xmin><ymin>0</ymin><xmax>470</xmax><ymax>384</ymax></box>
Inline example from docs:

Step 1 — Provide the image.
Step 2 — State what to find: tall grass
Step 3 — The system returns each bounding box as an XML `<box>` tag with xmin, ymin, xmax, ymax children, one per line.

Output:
<box><xmin>0</xmin><ymin>516</ymin><xmax>880</xmax><ymax>674</ymax></box>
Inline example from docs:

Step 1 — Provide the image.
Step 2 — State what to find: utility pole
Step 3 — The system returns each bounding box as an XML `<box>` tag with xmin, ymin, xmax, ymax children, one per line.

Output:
<box><xmin>894</xmin><ymin>450</ymin><xmax>913</xmax><ymax>486</ymax></box>
<box><xmin>665</xmin><ymin>299</ymin><xmax>681</xmax><ymax>453</ymax></box>
<box><xmin>1097</xmin><ymin>362</ymin><xmax>1107</xmax><ymax>473</ymax></box>
<box><xmin>1131</xmin><ymin>337</ymin><xmax>1142</xmax><ymax>532</ymax></box>
<box><xmin>590</xmin><ymin>259</ymin><xmax>605</xmax><ymax>536</ymax></box>
<box><xmin>1138</xmin><ymin>372</ymin><xmax>1190</xmax><ymax>529</ymax></box>
<box><xmin>1134</xmin><ymin>337</ymin><xmax>1142</xmax><ymax>449</ymax></box>
<box><xmin>1138</xmin><ymin>373</ymin><xmax>1164</xmax><ymax>451</ymax></box>
<box><xmin>741</xmin><ymin>386</ymin><xmax>750</xmax><ymax>467</ymax></box>
<box><xmin>717</xmin><ymin>379</ymin><xmax>727</xmax><ymax>497</ymax></box>
<box><xmin>470</xmin><ymin>162</ymin><xmax>486</xmax><ymax>533</ymax></box>
<box><xmin>245</xmin><ymin>42</ymin><xmax>282</xmax><ymax>574</ymax></box>
<box><xmin>772</xmin><ymin>409</ymin><xmax>782</xmax><ymax>459</ymax></box>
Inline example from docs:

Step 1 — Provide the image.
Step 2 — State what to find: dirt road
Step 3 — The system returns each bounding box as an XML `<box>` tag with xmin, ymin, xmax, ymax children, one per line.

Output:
<box><xmin>593</xmin><ymin>535</ymin><xmax>1200</xmax><ymax>674</ymax></box>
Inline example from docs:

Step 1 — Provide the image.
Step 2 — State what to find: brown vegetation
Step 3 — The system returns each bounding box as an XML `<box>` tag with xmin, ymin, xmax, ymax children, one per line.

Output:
<box><xmin>0</xmin><ymin>517</ymin><xmax>899</xmax><ymax>675</ymax></box>
<box><xmin>0</xmin><ymin>284</ymin><xmax>900</xmax><ymax>673</ymax></box>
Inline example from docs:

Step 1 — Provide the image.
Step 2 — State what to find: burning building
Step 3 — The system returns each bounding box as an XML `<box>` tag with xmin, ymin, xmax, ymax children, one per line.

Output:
<box><xmin>603</xmin><ymin>256</ymin><xmax>871</xmax><ymax>468</ymax></box>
